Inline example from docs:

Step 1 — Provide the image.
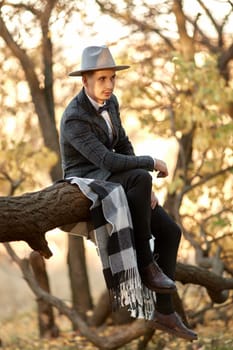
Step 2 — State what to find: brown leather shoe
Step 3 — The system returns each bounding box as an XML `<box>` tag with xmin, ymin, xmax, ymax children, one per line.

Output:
<box><xmin>139</xmin><ymin>262</ymin><xmax>176</xmax><ymax>294</ymax></box>
<box><xmin>149</xmin><ymin>310</ymin><xmax>198</xmax><ymax>341</ymax></box>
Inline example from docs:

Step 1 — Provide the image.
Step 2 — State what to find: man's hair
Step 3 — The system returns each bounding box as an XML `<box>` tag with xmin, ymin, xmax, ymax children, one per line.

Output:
<box><xmin>82</xmin><ymin>71</ymin><xmax>94</xmax><ymax>77</ymax></box>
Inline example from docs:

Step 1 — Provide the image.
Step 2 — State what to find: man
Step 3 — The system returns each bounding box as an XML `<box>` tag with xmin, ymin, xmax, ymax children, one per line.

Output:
<box><xmin>60</xmin><ymin>45</ymin><xmax>197</xmax><ymax>341</ymax></box>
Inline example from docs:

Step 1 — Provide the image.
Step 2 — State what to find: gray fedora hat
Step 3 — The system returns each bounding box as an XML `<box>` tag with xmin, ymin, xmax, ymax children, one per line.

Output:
<box><xmin>69</xmin><ymin>45</ymin><xmax>130</xmax><ymax>76</ymax></box>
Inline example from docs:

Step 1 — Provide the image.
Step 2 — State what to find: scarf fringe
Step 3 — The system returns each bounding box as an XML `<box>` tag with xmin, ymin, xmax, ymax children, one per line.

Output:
<box><xmin>110</xmin><ymin>267</ymin><xmax>156</xmax><ymax>320</ymax></box>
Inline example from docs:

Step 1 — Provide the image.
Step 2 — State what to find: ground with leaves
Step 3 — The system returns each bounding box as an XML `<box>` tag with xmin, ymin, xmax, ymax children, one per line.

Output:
<box><xmin>1</xmin><ymin>310</ymin><xmax>233</xmax><ymax>350</ymax></box>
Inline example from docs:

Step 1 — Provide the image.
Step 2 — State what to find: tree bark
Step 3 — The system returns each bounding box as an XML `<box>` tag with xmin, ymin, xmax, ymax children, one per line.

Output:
<box><xmin>0</xmin><ymin>181</ymin><xmax>91</xmax><ymax>258</ymax></box>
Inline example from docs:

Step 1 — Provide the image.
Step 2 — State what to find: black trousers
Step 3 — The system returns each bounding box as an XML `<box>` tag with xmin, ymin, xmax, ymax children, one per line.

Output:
<box><xmin>108</xmin><ymin>168</ymin><xmax>181</xmax><ymax>314</ymax></box>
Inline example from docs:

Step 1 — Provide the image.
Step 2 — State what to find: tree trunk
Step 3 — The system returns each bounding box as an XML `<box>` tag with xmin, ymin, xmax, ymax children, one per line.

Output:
<box><xmin>68</xmin><ymin>235</ymin><xmax>93</xmax><ymax>328</ymax></box>
<box><xmin>29</xmin><ymin>251</ymin><xmax>60</xmax><ymax>338</ymax></box>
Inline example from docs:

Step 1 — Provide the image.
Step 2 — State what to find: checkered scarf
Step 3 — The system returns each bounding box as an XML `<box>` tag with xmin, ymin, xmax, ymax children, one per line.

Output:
<box><xmin>66</xmin><ymin>177</ymin><xmax>156</xmax><ymax>320</ymax></box>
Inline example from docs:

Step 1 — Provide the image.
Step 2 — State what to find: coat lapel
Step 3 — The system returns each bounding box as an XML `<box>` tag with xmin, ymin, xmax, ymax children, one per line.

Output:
<box><xmin>77</xmin><ymin>88</ymin><xmax>109</xmax><ymax>138</ymax></box>
<box><xmin>77</xmin><ymin>88</ymin><xmax>120</xmax><ymax>144</ymax></box>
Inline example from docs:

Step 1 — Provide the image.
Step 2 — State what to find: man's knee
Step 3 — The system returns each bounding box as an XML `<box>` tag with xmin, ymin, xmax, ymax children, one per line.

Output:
<box><xmin>133</xmin><ymin>169</ymin><xmax>152</xmax><ymax>186</ymax></box>
<box><xmin>124</xmin><ymin>169</ymin><xmax>152</xmax><ymax>203</ymax></box>
<box><xmin>165</xmin><ymin>218</ymin><xmax>182</xmax><ymax>243</ymax></box>
<box><xmin>151</xmin><ymin>205</ymin><xmax>182</xmax><ymax>243</ymax></box>
<box><xmin>173</xmin><ymin>222</ymin><xmax>182</xmax><ymax>243</ymax></box>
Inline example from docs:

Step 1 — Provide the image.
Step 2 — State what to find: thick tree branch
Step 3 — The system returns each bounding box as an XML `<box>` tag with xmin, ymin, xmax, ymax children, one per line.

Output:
<box><xmin>177</xmin><ymin>261</ymin><xmax>231</xmax><ymax>304</ymax></box>
<box><xmin>0</xmin><ymin>181</ymin><xmax>91</xmax><ymax>258</ymax></box>
<box><xmin>176</xmin><ymin>262</ymin><xmax>233</xmax><ymax>291</ymax></box>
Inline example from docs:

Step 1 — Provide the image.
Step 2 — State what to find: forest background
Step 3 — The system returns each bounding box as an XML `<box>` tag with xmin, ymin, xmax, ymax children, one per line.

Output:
<box><xmin>0</xmin><ymin>0</ymin><xmax>232</xmax><ymax>349</ymax></box>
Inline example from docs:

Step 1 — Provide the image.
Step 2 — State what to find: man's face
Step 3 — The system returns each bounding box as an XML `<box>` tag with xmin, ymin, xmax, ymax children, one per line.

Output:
<box><xmin>82</xmin><ymin>69</ymin><xmax>116</xmax><ymax>104</ymax></box>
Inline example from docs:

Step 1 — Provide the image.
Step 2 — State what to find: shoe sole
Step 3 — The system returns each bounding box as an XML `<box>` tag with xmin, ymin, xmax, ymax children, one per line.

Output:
<box><xmin>149</xmin><ymin>320</ymin><xmax>198</xmax><ymax>341</ymax></box>
<box><xmin>143</xmin><ymin>282</ymin><xmax>177</xmax><ymax>294</ymax></box>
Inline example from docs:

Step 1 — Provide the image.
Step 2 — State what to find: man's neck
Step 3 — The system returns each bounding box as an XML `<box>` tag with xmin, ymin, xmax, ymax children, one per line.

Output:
<box><xmin>84</xmin><ymin>90</ymin><xmax>105</xmax><ymax>109</ymax></box>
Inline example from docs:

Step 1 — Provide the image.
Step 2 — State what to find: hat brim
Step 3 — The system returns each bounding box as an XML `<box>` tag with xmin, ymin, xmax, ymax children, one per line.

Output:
<box><xmin>69</xmin><ymin>65</ymin><xmax>130</xmax><ymax>77</ymax></box>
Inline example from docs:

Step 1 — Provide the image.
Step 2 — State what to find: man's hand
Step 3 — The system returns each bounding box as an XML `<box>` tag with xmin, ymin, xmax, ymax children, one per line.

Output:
<box><xmin>154</xmin><ymin>158</ymin><xmax>169</xmax><ymax>178</ymax></box>
<box><xmin>151</xmin><ymin>190</ymin><xmax>159</xmax><ymax>209</ymax></box>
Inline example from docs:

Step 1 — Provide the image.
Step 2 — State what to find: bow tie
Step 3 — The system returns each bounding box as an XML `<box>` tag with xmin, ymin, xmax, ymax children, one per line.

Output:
<box><xmin>98</xmin><ymin>102</ymin><xmax>109</xmax><ymax>114</ymax></box>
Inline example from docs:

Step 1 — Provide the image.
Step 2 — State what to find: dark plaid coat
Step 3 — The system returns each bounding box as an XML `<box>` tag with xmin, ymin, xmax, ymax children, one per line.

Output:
<box><xmin>60</xmin><ymin>88</ymin><xmax>154</xmax><ymax>180</ymax></box>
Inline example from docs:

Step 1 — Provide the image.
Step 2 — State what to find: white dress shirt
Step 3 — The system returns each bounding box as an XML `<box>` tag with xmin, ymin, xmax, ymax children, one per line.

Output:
<box><xmin>86</xmin><ymin>94</ymin><xmax>114</xmax><ymax>142</ymax></box>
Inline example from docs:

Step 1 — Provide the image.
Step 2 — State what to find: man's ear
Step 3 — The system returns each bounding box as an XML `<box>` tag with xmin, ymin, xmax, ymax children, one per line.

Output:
<box><xmin>82</xmin><ymin>74</ymin><xmax>87</xmax><ymax>87</ymax></box>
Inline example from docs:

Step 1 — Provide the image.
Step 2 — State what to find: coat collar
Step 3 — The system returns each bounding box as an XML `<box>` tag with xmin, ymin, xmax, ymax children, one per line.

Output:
<box><xmin>77</xmin><ymin>88</ymin><xmax>98</xmax><ymax>116</ymax></box>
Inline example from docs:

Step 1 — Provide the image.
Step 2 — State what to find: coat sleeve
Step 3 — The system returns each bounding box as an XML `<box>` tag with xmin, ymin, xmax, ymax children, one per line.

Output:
<box><xmin>62</xmin><ymin>116</ymin><xmax>154</xmax><ymax>174</ymax></box>
<box><xmin>114</xmin><ymin>122</ymin><xmax>135</xmax><ymax>156</ymax></box>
